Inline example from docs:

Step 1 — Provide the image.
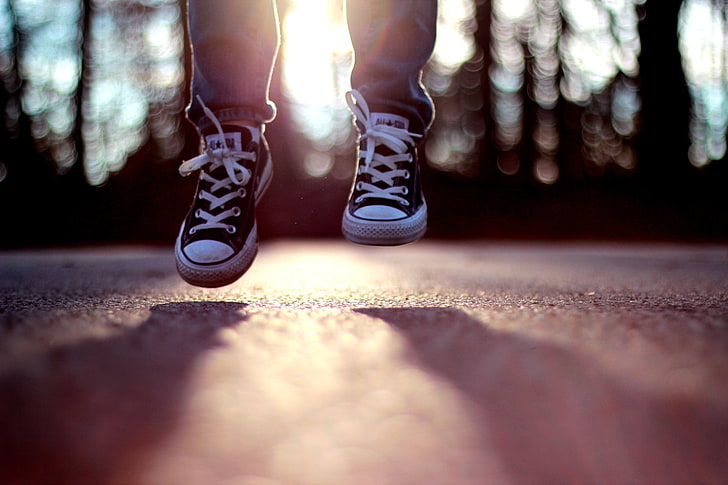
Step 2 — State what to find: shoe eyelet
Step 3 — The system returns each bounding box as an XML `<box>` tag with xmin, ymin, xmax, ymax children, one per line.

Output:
<box><xmin>402</xmin><ymin>201</ymin><xmax>410</xmax><ymax>206</ymax></box>
<box><xmin>403</xmin><ymin>170</ymin><xmax>411</xmax><ymax>179</ymax></box>
<box><xmin>402</xmin><ymin>187</ymin><xmax>409</xmax><ymax>195</ymax></box>
<box><xmin>195</xmin><ymin>209</ymin><xmax>202</xmax><ymax>218</ymax></box>
<box><xmin>356</xmin><ymin>182</ymin><xmax>364</xmax><ymax>190</ymax></box>
<box><xmin>189</xmin><ymin>227</ymin><xmax>197</xmax><ymax>235</ymax></box>
<box><xmin>232</xmin><ymin>207</ymin><xmax>241</xmax><ymax>217</ymax></box>
<box><xmin>238</xmin><ymin>188</ymin><xmax>247</xmax><ymax>198</ymax></box>
<box><xmin>226</xmin><ymin>225</ymin><xmax>236</xmax><ymax>234</ymax></box>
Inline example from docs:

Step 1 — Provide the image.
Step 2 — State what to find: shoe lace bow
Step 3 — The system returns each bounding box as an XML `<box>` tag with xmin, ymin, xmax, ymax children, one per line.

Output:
<box><xmin>346</xmin><ymin>89</ymin><xmax>421</xmax><ymax>206</ymax></box>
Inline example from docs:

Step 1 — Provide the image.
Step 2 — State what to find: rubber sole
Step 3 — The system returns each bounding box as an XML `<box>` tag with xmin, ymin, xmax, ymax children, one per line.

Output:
<box><xmin>342</xmin><ymin>202</ymin><xmax>427</xmax><ymax>246</ymax></box>
<box><xmin>175</xmin><ymin>224</ymin><xmax>258</xmax><ymax>288</ymax></box>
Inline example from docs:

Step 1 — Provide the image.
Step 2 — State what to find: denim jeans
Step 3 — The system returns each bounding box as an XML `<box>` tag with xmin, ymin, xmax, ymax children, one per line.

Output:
<box><xmin>186</xmin><ymin>0</ymin><xmax>437</xmax><ymax>135</ymax></box>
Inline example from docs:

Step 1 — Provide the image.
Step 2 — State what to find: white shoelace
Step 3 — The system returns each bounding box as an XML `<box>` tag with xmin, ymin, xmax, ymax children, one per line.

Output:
<box><xmin>179</xmin><ymin>96</ymin><xmax>255</xmax><ymax>234</ymax></box>
<box><xmin>346</xmin><ymin>90</ymin><xmax>422</xmax><ymax>206</ymax></box>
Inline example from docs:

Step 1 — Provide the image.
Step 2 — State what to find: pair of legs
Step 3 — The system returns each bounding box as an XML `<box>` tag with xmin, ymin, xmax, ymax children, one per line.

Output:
<box><xmin>176</xmin><ymin>0</ymin><xmax>438</xmax><ymax>287</ymax></box>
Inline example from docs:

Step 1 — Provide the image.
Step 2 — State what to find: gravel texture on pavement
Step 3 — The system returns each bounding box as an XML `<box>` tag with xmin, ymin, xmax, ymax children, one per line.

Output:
<box><xmin>1</xmin><ymin>241</ymin><xmax>727</xmax><ymax>484</ymax></box>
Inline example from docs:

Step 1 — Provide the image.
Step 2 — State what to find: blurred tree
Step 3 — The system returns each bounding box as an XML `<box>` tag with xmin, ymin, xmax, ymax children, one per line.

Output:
<box><xmin>425</xmin><ymin>0</ymin><xmax>645</xmax><ymax>185</ymax></box>
<box><xmin>636</xmin><ymin>0</ymin><xmax>693</xmax><ymax>187</ymax></box>
<box><xmin>69</xmin><ymin>0</ymin><xmax>92</xmax><ymax>185</ymax></box>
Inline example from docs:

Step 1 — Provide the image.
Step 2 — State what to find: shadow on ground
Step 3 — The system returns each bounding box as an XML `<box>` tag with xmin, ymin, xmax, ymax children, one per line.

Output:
<box><xmin>0</xmin><ymin>301</ymin><xmax>247</xmax><ymax>484</ymax></box>
<box><xmin>357</xmin><ymin>307</ymin><xmax>728</xmax><ymax>484</ymax></box>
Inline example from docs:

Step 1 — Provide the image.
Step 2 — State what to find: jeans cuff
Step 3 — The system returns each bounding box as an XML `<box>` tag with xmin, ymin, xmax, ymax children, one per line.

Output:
<box><xmin>188</xmin><ymin>105</ymin><xmax>277</xmax><ymax>132</ymax></box>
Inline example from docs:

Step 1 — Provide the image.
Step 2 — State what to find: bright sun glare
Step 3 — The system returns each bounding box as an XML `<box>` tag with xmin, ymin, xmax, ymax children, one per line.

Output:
<box><xmin>281</xmin><ymin>0</ymin><xmax>352</xmax><ymax>152</ymax></box>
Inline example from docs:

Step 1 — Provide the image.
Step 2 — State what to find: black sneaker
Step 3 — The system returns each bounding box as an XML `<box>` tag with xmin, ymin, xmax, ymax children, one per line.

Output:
<box><xmin>175</xmin><ymin>121</ymin><xmax>272</xmax><ymax>288</ymax></box>
<box><xmin>342</xmin><ymin>90</ymin><xmax>427</xmax><ymax>246</ymax></box>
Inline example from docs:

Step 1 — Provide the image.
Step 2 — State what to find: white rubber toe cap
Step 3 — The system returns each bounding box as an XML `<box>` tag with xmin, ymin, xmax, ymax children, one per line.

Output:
<box><xmin>183</xmin><ymin>240</ymin><xmax>234</xmax><ymax>264</ymax></box>
<box><xmin>353</xmin><ymin>205</ymin><xmax>406</xmax><ymax>221</ymax></box>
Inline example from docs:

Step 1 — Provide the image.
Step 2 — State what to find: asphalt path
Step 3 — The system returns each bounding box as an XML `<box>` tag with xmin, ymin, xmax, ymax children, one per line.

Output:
<box><xmin>1</xmin><ymin>241</ymin><xmax>727</xmax><ymax>484</ymax></box>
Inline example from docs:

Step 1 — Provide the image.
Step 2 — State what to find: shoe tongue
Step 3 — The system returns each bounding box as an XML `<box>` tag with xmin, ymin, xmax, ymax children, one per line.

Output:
<box><xmin>371</xmin><ymin>113</ymin><xmax>409</xmax><ymax>131</ymax></box>
<box><xmin>204</xmin><ymin>125</ymin><xmax>260</xmax><ymax>152</ymax></box>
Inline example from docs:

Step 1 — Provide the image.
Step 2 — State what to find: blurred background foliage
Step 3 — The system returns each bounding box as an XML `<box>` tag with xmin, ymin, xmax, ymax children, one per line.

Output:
<box><xmin>0</xmin><ymin>0</ymin><xmax>726</xmax><ymax>247</ymax></box>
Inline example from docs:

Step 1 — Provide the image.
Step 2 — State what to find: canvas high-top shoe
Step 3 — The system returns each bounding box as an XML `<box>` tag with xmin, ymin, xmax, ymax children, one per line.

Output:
<box><xmin>175</xmin><ymin>103</ymin><xmax>272</xmax><ymax>287</ymax></box>
<box><xmin>342</xmin><ymin>90</ymin><xmax>427</xmax><ymax>246</ymax></box>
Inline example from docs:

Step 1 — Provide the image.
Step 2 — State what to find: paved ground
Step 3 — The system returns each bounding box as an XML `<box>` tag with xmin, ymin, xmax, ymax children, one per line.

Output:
<box><xmin>1</xmin><ymin>241</ymin><xmax>727</xmax><ymax>485</ymax></box>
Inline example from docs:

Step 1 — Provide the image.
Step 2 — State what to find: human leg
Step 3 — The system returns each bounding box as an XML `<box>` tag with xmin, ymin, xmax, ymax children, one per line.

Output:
<box><xmin>346</xmin><ymin>0</ymin><xmax>437</xmax><ymax>135</ymax></box>
<box><xmin>187</xmin><ymin>0</ymin><xmax>280</xmax><ymax>130</ymax></box>
<box><xmin>176</xmin><ymin>0</ymin><xmax>279</xmax><ymax>287</ymax></box>
<box><xmin>342</xmin><ymin>0</ymin><xmax>437</xmax><ymax>245</ymax></box>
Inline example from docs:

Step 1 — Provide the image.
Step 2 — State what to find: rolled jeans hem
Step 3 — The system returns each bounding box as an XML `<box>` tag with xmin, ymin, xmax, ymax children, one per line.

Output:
<box><xmin>188</xmin><ymin>105</ymin><xmax>277</xmax><ymax>133</ymax></box>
